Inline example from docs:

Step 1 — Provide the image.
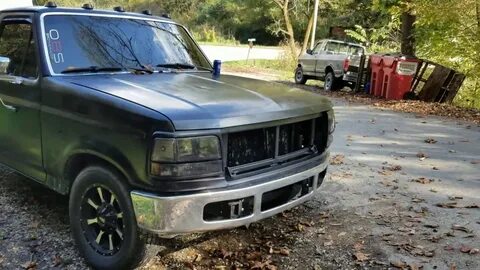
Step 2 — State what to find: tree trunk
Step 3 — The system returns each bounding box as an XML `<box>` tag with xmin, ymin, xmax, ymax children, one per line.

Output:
<box><xmin>282</xmin><ymin>1</ymin><xmax>297</xmax><ymax>60</ymax></box>
<box><xmin>476</xmin><ymin>0</ymin><xmax>480</xmax><ymax>108</ymax></box>
<box><xmin>300</xmin><ymin>12</ymin><xmax>314</xmax><ymax>56</ymax></box>
<box><xmin>401</xmin><ymin>10</ymin><xmax>416</xmax><ymax>56</ymax></box>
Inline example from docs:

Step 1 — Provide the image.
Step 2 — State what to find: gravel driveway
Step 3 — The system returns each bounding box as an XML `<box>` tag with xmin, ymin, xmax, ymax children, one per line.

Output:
<box><xmin>0</xmin><ymin>89</ymin><xmax>479</xmax><ymax>269</ymax></box>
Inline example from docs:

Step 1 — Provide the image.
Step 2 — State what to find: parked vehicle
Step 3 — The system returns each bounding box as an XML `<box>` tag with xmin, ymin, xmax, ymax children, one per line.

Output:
<box><xmin>0</xmin><ymin>3</ymin><xmax>334</xmax><ymax>270</ymax></box>
<box><xmin>295</xmin><ymin>39</ymin><xmax>366</xmax><ymax>90</ymax></box>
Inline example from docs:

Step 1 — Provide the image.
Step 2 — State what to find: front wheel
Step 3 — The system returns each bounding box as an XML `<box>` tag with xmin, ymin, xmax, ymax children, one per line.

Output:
<box><xmin>294</xmin><ymin>67</ymin><xmax>308</xmax><ymax>84</ymax></box>
<box><xmin>69</xmin><ymin>166</ymin><xmax>159</xmax><ymax>270</ymax></box>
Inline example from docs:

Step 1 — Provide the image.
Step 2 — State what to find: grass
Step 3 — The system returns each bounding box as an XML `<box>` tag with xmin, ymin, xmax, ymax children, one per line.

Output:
<box><xmin>198</xmin><ymin>42</ymin><xmax>283</xmax><ymax>49</ymax></box>
<box><xmin>223</xmin><ymin>59</ymin><xmax>296</xmax><ymax>80</ymax></box>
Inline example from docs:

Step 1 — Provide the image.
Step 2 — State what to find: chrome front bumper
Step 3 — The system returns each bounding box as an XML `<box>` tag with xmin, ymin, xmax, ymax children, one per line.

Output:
<box><xmin>130</xmin><ymin>159</ymin><xmax>328</xmax><ymax>237</ymax></box>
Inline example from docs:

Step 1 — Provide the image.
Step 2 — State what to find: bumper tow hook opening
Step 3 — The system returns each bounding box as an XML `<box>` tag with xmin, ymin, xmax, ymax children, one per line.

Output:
<box><xmin>229</xmin><ymin>199</ymin><xmax>245</xmax><ymax>219</ymax></box>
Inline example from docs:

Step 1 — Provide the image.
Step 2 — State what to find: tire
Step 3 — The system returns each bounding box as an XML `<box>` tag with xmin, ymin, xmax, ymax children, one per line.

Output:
<box><xmin>69</xmin><ymin>166</ymin><xmax>159</xmax><ymax>270</ymax></box>
<box><xmin>294</xmin><ymin>67</ymin><xmax>308</xmax><ymax>84</ymax></box>
<box><xmin>324</xmin><ymin>71</ymin><xmax>340</xmax><ymax>91</ymax></box>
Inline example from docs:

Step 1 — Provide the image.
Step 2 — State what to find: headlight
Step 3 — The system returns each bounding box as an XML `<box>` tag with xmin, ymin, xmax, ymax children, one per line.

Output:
<box><xmin>151</xmin><ymin>136</ymin><xmax>222</xmax><ymax>179</ymax></box>
<box><xmin>327</xmin><ymin>110</ymin><xmax>335</xmax><ymax>133</ymax></box>
<box><xmin>327</xmin><ymin>110</ymin><xmax>335</xmax><ymax>148</ymax></box>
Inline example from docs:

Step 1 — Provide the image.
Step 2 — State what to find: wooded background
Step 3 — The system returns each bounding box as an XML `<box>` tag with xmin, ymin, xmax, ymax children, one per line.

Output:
<box><xmin>32</xmin><ymin>0</ymin><xmax>480</xmax><ymax>109</ymax></box>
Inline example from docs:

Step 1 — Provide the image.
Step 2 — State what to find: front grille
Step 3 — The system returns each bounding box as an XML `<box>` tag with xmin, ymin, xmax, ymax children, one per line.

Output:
<box><xmin>226</xmin><ymin>113</ymin><xmax>328</xmax><ymax>178</ymax></box>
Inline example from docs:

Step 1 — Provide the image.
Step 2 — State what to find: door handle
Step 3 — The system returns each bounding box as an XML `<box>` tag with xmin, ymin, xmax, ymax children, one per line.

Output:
<box><xmin>10</xmin><ymin>78</ymin><xmax>23</xmax><ymax>85</ymax></box>
<box><xmin>0</xmin><ymin>97</ymin><xmax>17</xmax><ymax>112</ymax></box>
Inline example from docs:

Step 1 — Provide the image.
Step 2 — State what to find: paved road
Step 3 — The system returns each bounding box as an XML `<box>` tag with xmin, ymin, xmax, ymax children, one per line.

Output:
<box><xmin>323</xmin><ymin>97</ymin><xmax>480</xmax><ymax>269</ymax></box>
<box><xmin>0</xmin><ymin>82</ymin><xmax>478</xmax><ymax>269</ymax></box>
<box><xmin>200</xmin><ymin>45</ymin><xmax>283</xmax><ymax>62</ymax></box>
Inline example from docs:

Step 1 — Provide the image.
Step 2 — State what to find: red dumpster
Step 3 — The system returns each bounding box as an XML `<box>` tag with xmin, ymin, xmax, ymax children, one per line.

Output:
<box><xmin>369</xmin><ymin>54</ymin><xmax>384</xmax><ymax>96</ymax></box>
<box><xmin>381</xmin><ymin>55</ymin><xmax>396</xmax><ymax>98</ymax></box>
<box><xmin>384</xmin><ymin>57</ymin><xmax>419</xmax><ymax>100</ymax></box>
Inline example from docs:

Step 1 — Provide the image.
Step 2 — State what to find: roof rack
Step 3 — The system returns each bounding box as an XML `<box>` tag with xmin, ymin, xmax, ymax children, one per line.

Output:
<box><xmin>82</xmin><ymin>3</ymin><xmax>94</xmax><ymax>10</ymax></box>
<box><xmin>141</xmin><ymin>10</ymin><xmax>152</xmax><ymax>16</ymax></box>
<box><xmin>44</xmin><ymin>1</ymin><xmax>57</xmax><ymax>8</ymax></box>
<box><xmin>113</xmin><ymin>6</ymin><xmax>125</xmax><ymax>12</ymax></box>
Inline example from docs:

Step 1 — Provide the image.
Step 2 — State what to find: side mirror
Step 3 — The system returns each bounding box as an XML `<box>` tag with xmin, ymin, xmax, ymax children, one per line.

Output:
<box><xmin>0</xmin><ymin>56</ymin><xmax>11</xmax><ymax>75</ymax></box>
<box><xmin>306</xmin><ymin>49</ymin><xmax>313</xmax><ymax>55</ymax></box>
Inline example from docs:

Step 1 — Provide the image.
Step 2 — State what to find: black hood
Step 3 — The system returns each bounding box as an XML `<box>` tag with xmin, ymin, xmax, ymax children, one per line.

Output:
<box><xmin>60</xmin><ymin>72</ymin><xmax>332</xmax><ymax>130</ymax></box>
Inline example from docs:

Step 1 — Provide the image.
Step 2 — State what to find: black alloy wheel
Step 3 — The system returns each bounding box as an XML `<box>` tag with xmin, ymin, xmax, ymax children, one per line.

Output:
<box><xmin>69</xmin><ymin>166</ymin><xmax>159</xmax><ymax>270</ymax></box>
<box><xmin>80</xmin><ymin>185</ymin><xmax>124</xmax><ymax>257</ymax></box>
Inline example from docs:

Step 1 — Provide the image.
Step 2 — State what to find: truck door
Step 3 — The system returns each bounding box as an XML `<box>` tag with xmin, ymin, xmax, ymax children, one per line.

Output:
<box><xmin>301</xmin><ymin>42</ymin><xmax>323</xmax><ymax>75</ymax></box>
<box><xmin>0</xmin><ymin>15</ymin><xmax>45</xmax><ymax>181</ymax></box>
<box><xmin>315</xmin><ymin>41</ymin><xmax>338</xmax><ymax>76</ymax></box>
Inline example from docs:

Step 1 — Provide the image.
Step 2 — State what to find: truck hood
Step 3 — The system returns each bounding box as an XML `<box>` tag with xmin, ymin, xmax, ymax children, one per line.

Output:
<box><xmin>62</xmin><ymin>72</ymin><xmax>332</xmax><ymax>130</ymax></box>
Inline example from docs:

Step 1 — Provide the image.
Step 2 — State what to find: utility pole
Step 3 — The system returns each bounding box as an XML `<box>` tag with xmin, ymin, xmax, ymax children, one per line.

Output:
<box><xmin>310</xmin><ymin>0</ymin><xmax>319</xmax><ymax>50</ymax></box>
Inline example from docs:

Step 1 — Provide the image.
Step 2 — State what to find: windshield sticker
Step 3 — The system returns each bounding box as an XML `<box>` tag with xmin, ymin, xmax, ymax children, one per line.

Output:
<box><xmin>46</xmin><ymin>29</ymin><xmax>64</xmax><ymax>64</ymax></box>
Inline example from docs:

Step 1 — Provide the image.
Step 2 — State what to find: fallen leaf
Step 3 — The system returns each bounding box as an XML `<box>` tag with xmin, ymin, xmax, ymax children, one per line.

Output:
<box><xmin>424</xmin><ymin>138</ymin><xmax>437</xmax><ymax>144</ymax></box>
<box><xmin>444</xmin><ymin>245</ymin><xmax>455</xmax><ymax>251</ymax></box>
<box><xmin>338</xmin><ymin>232</ymin><xmax>347</xmax><ymax>237</ymax></box>
<box><xmin>354</xmin><ymin>252</ymin><xmax>370</xmax><ymax>262</ymax></box>
<box><xmin>451</xmin><ymin>225</ymin><xmax>472</xmax><ymax>233</ymax></box>
<box><xmin>279</xmin><ymin>248</ymin><xmax>290</xmax><ymax>256</ymax></box>
<box><xmin>353</xmin><ymin>242</ymin><xmax>364</xmax><ymax>251</ymax></box>
<box><xmin>436</xmin><ymin>202</ymin><xmax>479</xmax><ymax>209</ymax></box>
<box><xmin>53</xmin><ymin>256</ymin><xmax>62</xmax><ymax>267</ymax></box>
<box><xmin>470</xmin><ymin>248</ymin><xmax>479</xmax><ymax>255</ymax></box>
<box><xmin>324</xmin><ymin>240</ymin><xmax>333</xmax><ymax>246</ymax></box>
<box><xmin>214</xmin><ymin>248</ymin><xmax>233</xmax><ymax>259</ymax></box>
<box><xmin>460</xmin><ymin>245</ymin><xmax>472</xmax><ymax>253</ymax></box>
<box><xmin>471</xmin><ymin>160</ymin><xmax>480</xmax><ymax>164</ymax></box>
<box><xmin>330</xmin><ymin>155</ymin><xmax>345</xmax><ymax>165</ymax></box>
<box><xmin>409</xmin><ymin>263</ymin><xmax>422</xmax><ymax>270</ymax></box>
<box><xmin>416</xmin><ymin>152</ymin><xmax>428</xmax><ymax>159</ymax></box>
<box><xmin>411</xmin><ymin>198</ymin><xmax>425</xmax><ymax>203</ymax></box>
<box><xmin>383</xmin><ymin>164</ymin><xmax>402</xmax><ymax>171</ymax></box>
<box><xmin>436</xmin><ymin>202</ymin><xmax>458</xmax><ymax>208</ymax></box>
<box><xmin>373</xmin><ymin>260</ymin><xmax>389</xmax><ymax>266</ymax></box>
<box><xmin>391</xmin><ymin>260</ymin><xmax>407</xmax><ymax>269</ymax></box>
<box><xmin>21</xmin><ymin>261</ymin><xmax>37</xmax><ymax>270</ymax></box>
<box><xmin>245</xmin><ymin>251</ymin><xmax>262</xmax><ymax>261</ymax></box>
<box><xmin>412</xmin><ymin>177</ymin><xmax>434</xmax><ymax>184</ymax></box>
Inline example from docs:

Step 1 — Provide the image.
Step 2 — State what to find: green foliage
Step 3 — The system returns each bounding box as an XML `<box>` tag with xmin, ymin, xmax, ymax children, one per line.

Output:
<box><xmin>414</xmin><ymin>0</ymin><xmax>480</xmax><ymax>108</ymax></box>
<box><xmin>26</xmin><ymin>0</ymin><xmax>480</xmax><ymax>108</ymax></box>
<box><xmin>223</xmin><ymin>59</ymin><xmax>293</xmax><ymax>80</ymax></box>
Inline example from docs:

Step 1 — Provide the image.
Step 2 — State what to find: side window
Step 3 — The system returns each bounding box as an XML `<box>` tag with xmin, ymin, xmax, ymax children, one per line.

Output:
<box><xmin>338</xmin><ymin>44</ymin><xmax>349</xmax><ymax>55</ymax></box>
<box><xmin>325</xmin><ymin>42</ymin><xmax>338</xmax><ymax>54</ymax></box>
<box><xmin>312</xmin><ymin>43</ymin><xmax>323</xmax><ymax>54</ymax></box>
<box><xmin>0</xmin><ymin>21</ymin><xmax>38</xmax><ymax>78</ymax></box>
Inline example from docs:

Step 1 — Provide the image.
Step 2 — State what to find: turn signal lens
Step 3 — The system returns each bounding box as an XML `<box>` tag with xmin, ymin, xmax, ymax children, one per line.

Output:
<box><xmin>151</xmin><ymin>160</ymin><xmax>223</xmax><ymax>178</ymax></box>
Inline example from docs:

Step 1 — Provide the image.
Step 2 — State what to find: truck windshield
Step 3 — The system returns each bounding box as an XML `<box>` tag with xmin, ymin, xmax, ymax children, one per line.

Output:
<box><xmin>42</xmin><ymin>15</ymin><xmax>211</xmax><ymax>74</ymax></box>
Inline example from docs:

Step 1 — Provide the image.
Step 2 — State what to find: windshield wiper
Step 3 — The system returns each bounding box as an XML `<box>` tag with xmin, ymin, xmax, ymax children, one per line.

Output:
<box><xmin>128</xmin><ymin>66</ymin><xmax>154</xmax><ymax>74</ymax></box>
<box><xmin>156</xmin><ymin>63</ymin><xmax>212</xmax><ymax>71</ymax></box>
<box><xmin>61</xmin><ymin>66</ymin><xmax>124</xmax><ymax>74</ymax></box>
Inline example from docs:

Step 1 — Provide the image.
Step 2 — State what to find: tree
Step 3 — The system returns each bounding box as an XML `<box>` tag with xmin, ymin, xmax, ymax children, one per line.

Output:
<box><xmin>400</xmin><ymin>1</ymin><xmax>416</xmax><ymax>56</ymax></box>
<box><xmin>272</xmin><ymin>0</ymin><xmax>298</xmax><ymax>58</ymax></box>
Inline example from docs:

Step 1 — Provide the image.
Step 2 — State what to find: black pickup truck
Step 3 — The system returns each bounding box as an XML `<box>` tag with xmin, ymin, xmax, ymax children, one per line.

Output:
<box><xmin>0</xmin><ymin>3</ymin><xmax>334</xmax><ymax>269</ymax></box>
